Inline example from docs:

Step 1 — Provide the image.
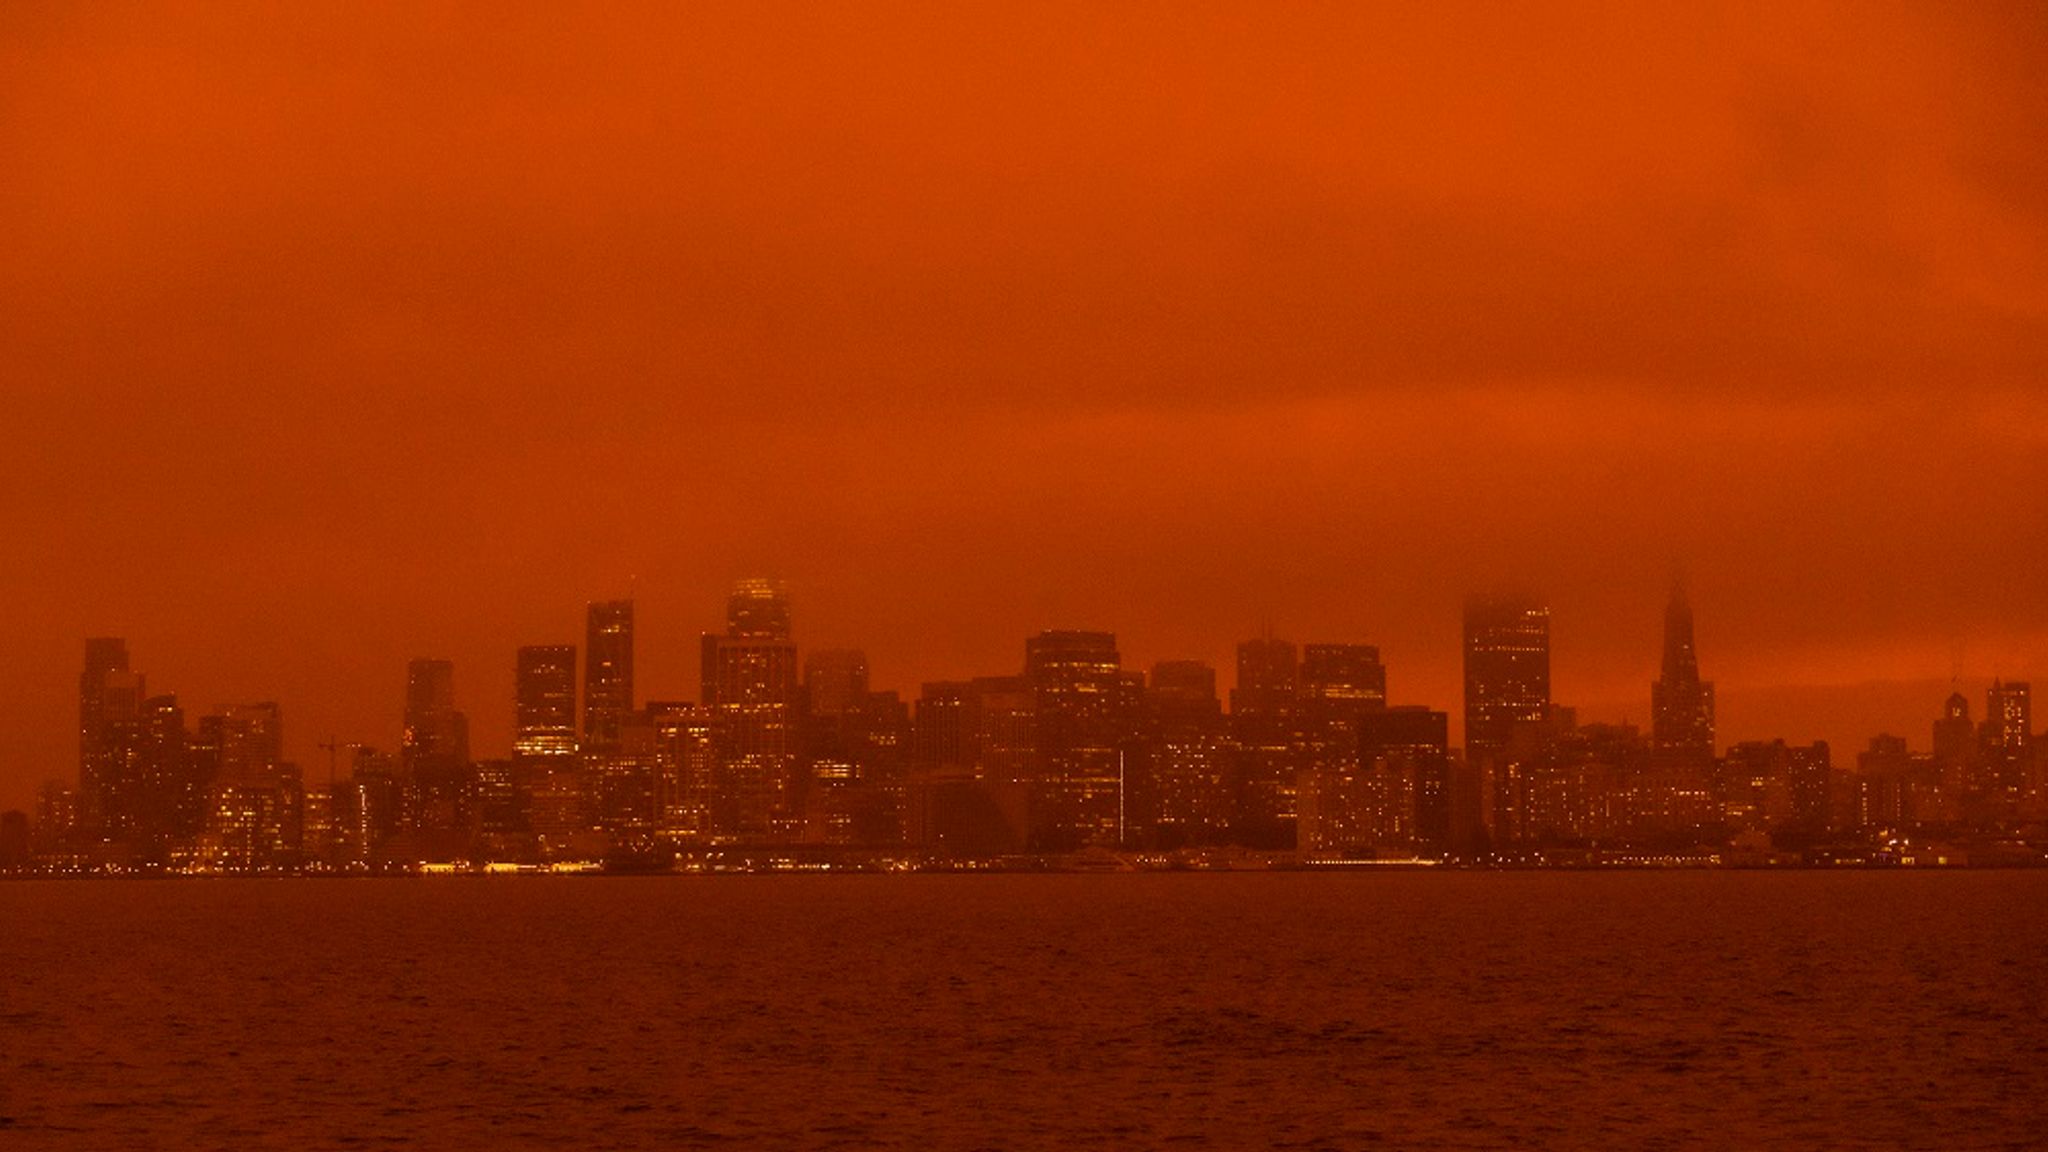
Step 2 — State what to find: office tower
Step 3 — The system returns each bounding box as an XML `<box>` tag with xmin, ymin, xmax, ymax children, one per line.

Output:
<box><xmin>1650</xmin><ymin>583</ymin><xmax>1716</xmax><ymax>764</ymax></box>
<box><xmin>1299</xmin><ymin>705</ymin><xmax>1447</xmax><ymax>859</ymax></box>
<box><xmin>1023</xmin><ymin>630</ymin><xmax>1137</xmax><ymax>850</ymax></box>
<box><xmin>469</xmin><ymin>758</ymin><xmax>524</xmax><ymax>842</ymax></box>
<box><xmin>1985</xmin><ymin>680</ymin><xmax>2031</xmax><ymax>753</ymax></box>
<box><xmin>138</xmin><ymin>693</ymin><xmax>200</xmax><ymax>841</ymax></box>
<box><xmin>1720</xmin><ymin>739</ymin><xmax>1832</xmax><ymax>844</ymax></box>
<box><xmin>702</xmin><ymin>580</ymin><xmax>800</xmax><ymax>839</ymax></box>
<box><xmin>588</xmin><ymin>710</ymin><xmax>662</xmax><ymax>841</ymax></box>
<box><xmin>1292</xmin><ymin>643</ymin><xmax>1389</xmax><ymax>855</ymax></box>
<box><xmin>1298</xmin><ymin>644</ymin><xmax>1389</xmax><ymax>811</ymax></box>
<box><xmin>1300</xmin><ymin>645</ymin><xmax>1388</xmax><ymax>708</ymax></box>
<box><xmin>845</xmin><ymin>689</ymin><xmax>911</xmax><ymax>843</ymax></box>
<box><xmin>33</xmin><ymin>782</ymin><xmax>79</xmax><ymax>855</ymax></box>
<box><xmin>1494</xmin><ymin>711</ymin><xmax>1657</xmax><ymax>848</ymax></box>
<box><xmin>651</xmin><ymin>702</ymin><xmax>719</xmax><ymax>839</ymax></box>
<box><xmin>515</xmin><ymin>645</ymin><xmax>582</xmax><ymax>847</ymax></box>
<box><xmin>913</xmin><ymin>681</ymin><xmax>973</xmax><ymax>773</ymax></box>
<box><xmin>1141</xmin><ymin>660</ymin><xmax>1232</xmax><ymax>847</ymax></box>
<box><xmin>403</xmin><ymin>659</ymin><xmax>473</xmax><ymax>853</ymax></box>
<box><xmin>1370</xmin><ymin>706</ymin><xmax>1451</xmax><ymax>851</ymax></box>
<box><xmin>93</xmin><ymin>668</ymin><xmax>149</xmax><ymax>841</ymax></box>
<box><xmin>77</xmin><ymin>638</ymin><xmax>133</xmax><ymax>834</ymax></box>
<box><xmin>1463</xmin><ymin>595</ymin><xmax>1551</xmax><ymax>762</ymax></box>
<box><xmin>332</xmin><ymin>745</ymin><xmax>402</xmax><ymax>868</ymax></box>
<box><xmin>1933</xmin><ymin>691</ymin><xmax>1974</xmax><ymax>765</ymax></box>
<box><xmin>968</xmin><ymin>676</ymin><xmax>1038</xmax><ymax>787</ymax></box>
<box><xmin>213</xmin><ymin>703</ymin><xmax>284</xmax><ymax>785</ymax></box>
<box><xmin>805</xmin><ymin>649</ymin><xmax>870</xmax><ymax>718</ymax></box>
<box><xmin>583</xmin><ymin>600</ymin><xmax>636</xmax><ymax>748</ymax></box>
<box><xmin>1981</xmin><ymin>680</ymin><xmax>2032</xmax><ymax>809</ymax></box>
<box><xmin>799</xmin><ymin>651</ymin><xmax>905</xmax><ymax>845</ymax></box>
<box><xmin>399</xmin><ymin>655</ymin><xmax>468</xmax><ymax>770</ymax></box>
<box><xmin>726</xmin><ymin>577</ymin><xmax>792</xmax><ymax>639</ymax></box>
<box><xmin>907</xmin><ymin>679</ymin><xmax>1031</xmax><ymax>852</ymax></box>
<box><xmin>1645</xmin><ymin>582</ymin><xmax>1716</xmax><ymax>834</ymax></box>
<box><xmin>1230</xmin><ymin>635</ymin><xmax>1301</xmax><ymax>847</ymax></box>
<box><xmin>514</xmin><ymin>646</ymin><xmax>578</xmax><ymax>761</ymax></box>
<box><xmin>201</xmin><ymin>702</ymin><xmax>296</xmax><ymax>869</ymax></box>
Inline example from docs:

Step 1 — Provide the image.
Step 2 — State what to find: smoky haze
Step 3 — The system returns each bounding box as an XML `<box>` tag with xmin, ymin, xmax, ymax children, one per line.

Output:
<box><xmin>1</xmin><ymin>1</ymin><xmax>2044</xmax><ymax>806</ymax></box>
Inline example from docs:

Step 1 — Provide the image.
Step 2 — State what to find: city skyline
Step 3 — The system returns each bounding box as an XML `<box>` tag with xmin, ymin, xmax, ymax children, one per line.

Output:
<box><xmin>17</xmin><ymin>573</ymin><xmax>2042</xmax><ymax>875</ymax></box>
<box><xmin>7</xmin><ymin>575</ymin><xmax>2045</xmax><ymax>813</ymax></box>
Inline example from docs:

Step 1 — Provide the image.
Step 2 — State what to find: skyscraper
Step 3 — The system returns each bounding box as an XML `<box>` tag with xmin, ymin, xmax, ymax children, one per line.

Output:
<box><xmin>804</xmin><ymin>649</ymin><xmax>870</xmax><ymax>719</ymax></box>
<box><xmin>1462</xmin><ymin>595</ymin><xmax>1551</xmax><ymax>761</ymax></box>
<box><xmin>1985</xmin><ymin>680</ymin><xmax>2031</xmax><ymax>754</ymax></box>
<box><xmin>1140</xmin><ymin>660</ymin><xmax>1232</xmax><ymax>847</ymax></box>
<box><xmin>77</xmin><ymin>637</ymin><xmax>132</xmax><ymax>834</ymax></box>
<box><xmin>1647</xmin><ymin>582</ymin><xmax>1716</xmax><ymax>831</ymax></box>
<box><xmin>583</xmin><ymin>600</ymin><xmax>635</xmax><ymax>748</ymax></box>
<box><xmin>514</xmin><ymin>646</ymin><xmax>578</xmax><ymax>761</ymax></box>
<box><xmin>1230</xmin><ymin>635</ymin><xmax>1300</xmax><ymax>847</ymax></box>
<box><xmin>515</xmin><ymin>645</ymin><xmax>582</xmax><ymax>849</ymax></box>
<box><xmin>703</xmin><ymin>579</ymin><xmax>800</xmax><ymax>839</ymax></box>
<box><xmin>726</xmin><ymin>578</ymin><xmax>792</xmax><ymax>639</ymax></box>
<box><xmin>402</xmin><ymin>659</ymin><xmax>469</xmax><ymax>777</ymax></box>
<box><xmin>1982</xmin><ymin>680</ymin><xmax>2032</xmax><ymax>808</ymax></box>
<box><xmin>402</xmin><ymin>659</ymin><xmax>470</xmax><ymax>837</ymax></box>
<box><xmin>1300</xmin><ymin>644</ymin><xmax>1387</xmax><ymax>708</ymax></box>
<box><xmin>1024</xmin><ymin>630</ymin><xmax>1136</xmax><ymax>850</ymax></box>
<box><xmin>1650</xmin><ymin>583</ymin><xmax>1715</xmax><ymax>764</ymax></box>
<box><xmin>138</xmin><ymin>693</ymin><xmax>199</xmax><ymax>841</ymax></box>
<box><xmin>1933</xmin><ymin>691</ymin><xmax>1974</xmax><ymax>766</ymax></box>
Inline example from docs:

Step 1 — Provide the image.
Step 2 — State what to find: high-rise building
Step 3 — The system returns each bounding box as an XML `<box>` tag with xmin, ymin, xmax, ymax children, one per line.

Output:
<box><xmin>1720</xmin><ymin>739</ymin><xmax>1832</xmax><ymax>845</ymax></box>
<box><xmin>514</xmin><ymin>646</ymin><xmax>578</xmax><ymax>761</ymax></box>
<box><xmin>93</xmin><ymin>668</ymin><xmax>148</xmax><ymax>841</ymax></box>
<box><xmin>200</xmin><ymin>702</ymin><xmax>297</xmax><ymax>869</ymax></box>
<box><xmin>703</xmin><ymin>580</ymin><xmax>800</xmax><ymax>839</ymax></box>
<box><xmin>1650</xmin><ymin>582</ymin><xmax>1715</xmax><ymax>764</ymax></box>
<box><xmin>34</xmin><ymin>782</ymin><xmax>79</xmax><ymax>855</ymax></box>
<box><xmin>583</xmin><ymin>600</ymin><xmax>636</xmax><ymax>748</ymax></box>
<box><xmin>1300</xmin><ymin>645</ymin><xmax>1387</xmax><ymax>709</ymax></box>
<box><xmin>1138</xmin><ymin>660</ymin><xmax>1232</xmax><ymax>847</ymax></box>
<box><xmin>1933</xmin><ymin>691</ymin><xmax>1974</xmax><ymax>766</ymax></box>
<box><xmin>1981</xmin><ymin>680</ymin><xmax>2032</xmax><ymax>810</ymax></box>
<box><xmin>138</xmin><ymin>693</ymin><xmax>201</xmax><ymax>841</ymax></box>
<box><xmin>804</xmin><ymin>650</ymin><xmax>870</xmax><ymax>719</ymax></box>
<box><xmin>1985</xmin><ymin>680</ymin><xmax>2031</xmax><ymax>754</ymax></box>
<box><xmin>1230</xmin><ymin>635</ymin><xmax>1300</xmax><ymax>847</ymax></box>
<box><xmin>77</xmin><ymin>638</ymin><xmax>133</xmax><ymax>835</ymax></box>
<box><xmin>1297</xmin><ymin>643</ymin><xmax>1389</xmax><ymax>836</ymax></box>
<box><xmin>1299</xmin><ymin>706</ymin><xmax>1447</xmax><ymax>859</ymax></box>
<box><xmin>1024</xmin><ymin>630</ymin><xmax>1137</xmax><ymax>850</ymax></box>
<box><xmin>213</xmin><ymin>703</ymin><xmax>284</xmax><ymax>787</ymax></box>
<box><xmin>651</xmin><ymin>702</ymin><xmax>719</xmax><ymax>839</ymax></box>
<box><xmin>1463</xmin><ymin>594</ymin><xmax>1551</xmax><ymax>761</ymax></box>
<box><xmin>1646</xmin><ymin>582</ymin><xmax>1716</xmax><ymax>834</ymax></box>
<box><xmin>726</xmin><ymin>578</ymin><xmax>792</xmax><ymax>639</ymax></box>
<box><xmin>402</xmin><ymin>659</ymin><xmax>469</xmax><ymax>784</ymax></box>
<box><xmin>912</xmin><ymin>681</ymin><xmax>973</xmax><ymax>774</ymax></box>
<box><xmin>515</xmin><ymin>644</ymin><xmax>581</xmax><ymax>845</ymax></box>
<box><xmin>402</xmin><ymin>659</ymin><xmax>471</xmax><ymax>845</ymax></box>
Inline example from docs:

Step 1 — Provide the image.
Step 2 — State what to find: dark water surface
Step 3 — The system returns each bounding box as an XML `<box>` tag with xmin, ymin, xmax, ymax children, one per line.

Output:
<box><xmin>2</xmin><ymin>873</ymin><xmax>2044</xmax><ymax>1150</ymax></box>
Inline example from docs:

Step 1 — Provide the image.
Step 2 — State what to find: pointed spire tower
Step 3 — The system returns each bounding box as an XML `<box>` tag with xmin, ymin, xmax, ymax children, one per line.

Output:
<box><xmin>1651</xmin><ymin>578</ymin><xmax>1715</xmax><ymax>767</ymax></box>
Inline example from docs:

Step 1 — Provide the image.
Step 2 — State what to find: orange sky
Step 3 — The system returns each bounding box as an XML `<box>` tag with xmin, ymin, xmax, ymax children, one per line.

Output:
<box><xmin>2</xmin><ymin>2</ymin><xmax>2044</xmax><ymax>807</ymax></box>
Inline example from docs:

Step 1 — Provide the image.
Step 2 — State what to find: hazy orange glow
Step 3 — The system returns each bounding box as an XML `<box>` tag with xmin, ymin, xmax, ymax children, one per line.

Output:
<box><xmin>2</xmin><ymin>2</ymin><xmax>2043</xmax><ymax>804</ymax></box>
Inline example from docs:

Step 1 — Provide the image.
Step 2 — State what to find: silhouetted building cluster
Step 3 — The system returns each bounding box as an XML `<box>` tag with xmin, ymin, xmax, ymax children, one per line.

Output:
<box><xmin>9</xmin><ymin>579</ymin><xmax>2046</xmax><ymax>874</ymax></box>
